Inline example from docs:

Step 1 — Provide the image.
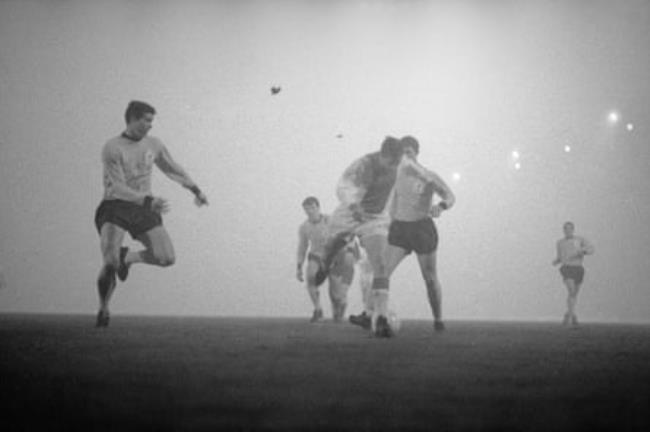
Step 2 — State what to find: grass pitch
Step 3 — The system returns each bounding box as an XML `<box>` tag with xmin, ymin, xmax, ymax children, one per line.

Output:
<box><xmin>1</xmin><ymin>314</ymin><xmax>648</xmax><ymax>431</ymax></box>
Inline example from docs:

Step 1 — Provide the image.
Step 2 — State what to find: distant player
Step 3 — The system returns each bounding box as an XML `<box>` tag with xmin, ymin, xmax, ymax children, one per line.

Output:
<box><xmin>94</xmin><ymin>100</ymin><xmax>208</xmax><ymax>327</ymax></box>
<box><xmin>552</xmin><ymin>221</ymin><xmax>594</xmax><ymax>326</ymax></box>
<box><xmin>316</xmin><ymin>136</ymin><xmax>404</xmax><ymax>337</ymax></box>
<box><xmin>296</xmin><ymin>197</ymin><xmax>357</xmax><ymax>322</ymax></box>
<box><xmin>383</xmin><ymin>136</ymin><xmax>455</xmax><ymax>332</ymax></box>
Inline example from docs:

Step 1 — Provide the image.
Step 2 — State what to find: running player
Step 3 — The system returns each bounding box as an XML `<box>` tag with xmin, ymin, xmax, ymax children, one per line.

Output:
<box><xmin>94</xmin><ymin>100</ymin><xmax>208</xmax><ymax>327</ymax></box>
<box><xmin>316</xmin><ymin>136</ymin><xmax>404</xmax><ymax>337</ymax></box>
<box><xmin>552</xmin><ymin>221</ymin><xmax>594</xmax><ymax>326</ymax></box>
<box><xmin>296</xmin><ymin>197</ymin><xmax>357</xmax><ymax>322</ymax></box>
<box><xmin>383</xmin><ymin>136</ymin><xmax>455</xmax><ymax>332</ymax></box>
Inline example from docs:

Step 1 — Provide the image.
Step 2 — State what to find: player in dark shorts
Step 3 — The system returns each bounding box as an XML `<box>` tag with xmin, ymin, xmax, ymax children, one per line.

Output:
<box><xmin>94</xmin><ymin>100</ymin><xmax>208</xmax><ymax>327</ymax></box>
<box><xmin>381</xmin><ymin>136</ymin><xmax>455</xmax><ymax>332</ymax></box>
<box><xmin>552</xmin><ymin>221</ymin><xmax>594</xmax><ymax>326</ymax></box>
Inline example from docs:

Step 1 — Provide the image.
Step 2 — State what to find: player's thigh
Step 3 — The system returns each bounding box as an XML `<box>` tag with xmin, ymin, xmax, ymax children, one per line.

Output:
<box><xmin>416</xmin><ymin>251</ymin><xmax>437</xmax><ymax>280</ymax></box>
<box><xmin>137</xmin><ymin>226</ymin><xmax>175</xmax><ymax>264</ymax></box>
<box><xmin>385</xmin><ymin>244</ymin><xmax>408</xmax><ymax>276</ymax></box>
<box><xmin>360</xmin><ymin>234</ymin><xmax>389</xmax><ymax>277</ymax></box>
<box><xmin>100</xmin><ymin>223</ymin><xmax>127</xmax><ymax>266</ymax></box>
<box><xmin>305</xmin><ymin>259</ymin><xmax>321</xmax><ymax>285</ymax></box>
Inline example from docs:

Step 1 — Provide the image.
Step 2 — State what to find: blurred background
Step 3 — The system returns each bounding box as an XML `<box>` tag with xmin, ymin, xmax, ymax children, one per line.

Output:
<box><xmin>1</xmin><ymin>0</ymin><xmax>648</xmax><ymax>323</ymax></box>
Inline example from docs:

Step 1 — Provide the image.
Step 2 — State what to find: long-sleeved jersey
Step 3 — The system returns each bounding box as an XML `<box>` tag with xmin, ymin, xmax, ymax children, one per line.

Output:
<box><xmin>555</xmin><ymin>236</ymin><xmax>595</xmax><ymax>266</ymax></box>
<box><xmin>389</xmin><ymin>156</ymin><xmax>455</xmax><ymax>222</ymax></box>
<box><xmin>101</xmin><ymin>134</ymin><xmax>195</xmax><ymax>202</ymax></box>
<box><xmin>336</xmin><ymin>152</ymin><xmax>398</xmax><ymax>215</ymax></box>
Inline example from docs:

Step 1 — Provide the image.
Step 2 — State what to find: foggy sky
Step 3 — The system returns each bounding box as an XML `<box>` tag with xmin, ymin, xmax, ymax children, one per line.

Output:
<box><xmin>1</xmin><ymin>0</ymin><xmax>649</xmax><ymax>323</ymax></box>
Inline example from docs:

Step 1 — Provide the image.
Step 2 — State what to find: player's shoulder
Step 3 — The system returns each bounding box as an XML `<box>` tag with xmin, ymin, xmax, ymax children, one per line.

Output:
<box><xmin>144</xmin><ymin>135</ymin><xmax>165</xmax><ymax>149</ymax></box>
<box><xmin>102</xmin><ymin>136</ymin><xmax>124</xmax><ymax>157</ymax></box>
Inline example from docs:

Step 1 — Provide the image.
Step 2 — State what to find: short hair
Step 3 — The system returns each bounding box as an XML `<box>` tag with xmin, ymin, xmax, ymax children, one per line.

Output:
<box><xmin>302</xmin><ymin>196</ymin><xmax>320</xmax><ymax>207</ymax></box>
<box><xmin>124</xmin><ymin>100</ymin><xmax>156</xmax><ymax>124</ymax></box>
<box><xmin>564</xmin><ymin>221</ymin><xmax>575</xmax><ymax>229</ymax></box>
<box><xmin>401</xmin><ymin>135</ymin><xmax>420</xmax><ymax>154</ymax></box>
<box><xmin>380</xmin><ymin>136</ymin><xmax>403</xmax><ymax>160</ymax></box>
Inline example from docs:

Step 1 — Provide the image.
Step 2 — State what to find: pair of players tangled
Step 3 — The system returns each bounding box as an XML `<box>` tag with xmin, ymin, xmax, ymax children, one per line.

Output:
<box><xmin>296</xmin><ymin>136</ymin><xmax>456</xmax><ymax>338</ymax></box>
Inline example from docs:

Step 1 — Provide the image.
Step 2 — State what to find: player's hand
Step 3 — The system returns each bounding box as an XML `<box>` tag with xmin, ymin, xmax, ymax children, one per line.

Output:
<box><xmin>430</xmin><ymin>204</ymin><xmax>443</xmax><ymax>218</ymax></box>
<box><xmin>296</xmin><ymin>269</ymin><xmax>304</xmax><ymax>282</ymax></box>
<box><xmin>152</xmin><ymin>197</ymin><xmax>170</xmax><ymax>214</ymax></box>
<box><xmin>194</xmin><ymin>192</ymin><xmax>208</xmax><ymax>207</ymax></box>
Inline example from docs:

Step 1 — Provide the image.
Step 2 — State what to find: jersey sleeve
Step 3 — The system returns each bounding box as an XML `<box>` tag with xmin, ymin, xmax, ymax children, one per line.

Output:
<box><xmin>153</xmin><ymin>138</ymin><xmax>198</xmax><ymax>189</ymax></box>
<box><xmin>336</xmin><ymin>157</ymin><xmax>369</xmax><ymax>206</ymax></box>
<box><xmin>297</xmin><ymin>224</ymin><xmax>309</xmax><ymax>265</ymax></box>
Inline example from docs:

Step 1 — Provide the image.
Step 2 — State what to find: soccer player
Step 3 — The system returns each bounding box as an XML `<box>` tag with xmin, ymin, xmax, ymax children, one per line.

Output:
<box><xmin>94</xmin><ymin>100</ymin><xmax>208</xmax><ymax>327</ymax></box>
<box><xmin>296</xmin><ymin>197</ymin><xmax>357</xmax><ymax>322</ymax></box>
<box><xmin>316</xmin><ymin>136</ymin><xmax>404</xmax><ymax>337</ymax></box>
<box><xmin>552</xmin><ymin>221</ymin><xmax>594</xmax><ymax>326</ymax></box>
<box><xmin>382</xmin><ymin>136</ymin><xmax>455</xmax><ymax>332</ymax></box>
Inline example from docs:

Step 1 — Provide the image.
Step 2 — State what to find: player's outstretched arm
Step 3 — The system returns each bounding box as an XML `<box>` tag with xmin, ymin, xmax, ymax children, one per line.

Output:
<box><xmin>580</xmin><ymin>237</ymin><xmax>595</xmax><ymax>255</ymax></box>
<box><xmin>154</xmin><ymin>142</ymin><xmax>208</xmax><ymax>206</ymax></box>
<box><xmin>552</xmin><ymin>242</ymin><xmax>562</xmax><ymax>266</ymax></box>
<box><xmin>296</xmin><ymin>227</ymin><xmax>309</xmax><ymax>282</ymax></box>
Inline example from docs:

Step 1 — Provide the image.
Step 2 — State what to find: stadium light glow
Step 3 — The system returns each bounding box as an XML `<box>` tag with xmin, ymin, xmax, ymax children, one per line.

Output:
<box><xmin>608</xmin><ymin>111</ymin><xmax>620</xmax><ymax>124</ymax></box>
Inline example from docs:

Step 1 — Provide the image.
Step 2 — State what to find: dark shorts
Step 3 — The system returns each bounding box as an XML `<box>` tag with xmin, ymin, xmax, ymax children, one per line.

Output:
<box><xmin>94</xmin><ymin>199</ymin><xmax>162</xmax><ymax>239</ymax></box>
<box><xmin>388</xmin><ymin>218</ymin><xmax>438</xmax><ymax>255</ymax></box>
<box><xmin>308</xmin><ymin>249</ymin><xmax>355</xmax><ymax>285</ymax></box>
<box><xmin>560</xmin><ymin>265</ymin><xmax>585</xmax><ymax>284</ymax></box>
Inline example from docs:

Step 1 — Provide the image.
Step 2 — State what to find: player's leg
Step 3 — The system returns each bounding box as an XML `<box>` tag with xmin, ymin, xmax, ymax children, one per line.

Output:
<box><xmin>417</xmin><ymin>251</ymin><xmax>444</xmax><ymax>331</ymax></box>
<box><xmin>349</xmin><ymin>254</ymin><xmax>374</xmax><ymax>329</ymax></box>
<box><xmin>305</xmin><ymin>258</ymin><xmax>324</xmax><ymax>322</ymax></box>
<box><xmin>360</xmin><ymin>233</ymin><xmax>392</xmax><ymax>336</ymax></box>
<box><xmin>97</xmin><ymin>222</ymin><xmax>126</xmax><ymax>326</ymax></box>
<box><xmin>563</xmin><ymin>278</ymin><xmax>578</xmax><ymax>325</ymax></box>
<box><xmin>314</xmin><ymin>204</ymin><xmax>357</xmax><ymax>286</ymax></box>
<box><xmin>329</xmin><ymin>250</ymin><xmax>355</xmax><ymax>322</ymax></box>
<box><xmin>133</xmin><ymin>226</ymin><xmax>176</xmax><ymax>267</ymax></box>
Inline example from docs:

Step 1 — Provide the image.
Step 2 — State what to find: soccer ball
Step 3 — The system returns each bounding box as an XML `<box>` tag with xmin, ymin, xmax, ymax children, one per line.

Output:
<box><xmin>387</xmin><ymin>310</ymin><xmax>401</xmax><ymax>334</ymax></box>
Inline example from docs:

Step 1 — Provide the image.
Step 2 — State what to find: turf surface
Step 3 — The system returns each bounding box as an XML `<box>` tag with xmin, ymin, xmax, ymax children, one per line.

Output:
<box><xmin>1</xmin><ymin>314</ymin><xmax>648</xmax><ymax>431</ymax></box>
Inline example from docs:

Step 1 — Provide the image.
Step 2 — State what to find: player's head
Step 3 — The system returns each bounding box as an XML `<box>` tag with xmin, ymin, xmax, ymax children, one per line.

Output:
<box><xmin>379</xmin><ymin>136</ymin><xmax>403</xmax><ymax>167</ymax></box>
<box><xmin>563</xmin><ymin>221</ymin><xmax>575</xmax><ymax>237</ymax></box>
<box><xmin>302</xmin><ymin>196</ymin><xmax>321</xmax><ymax>221</ymax></box>
<box><xmin>124</xmin><ymin>100</ymin><xmax>156</xmax><ymax>139</ymax></box>
<box><xmin>401</xmin><ymin>135</ymin><xmax>420</xmax><ymax>159</ymax></box>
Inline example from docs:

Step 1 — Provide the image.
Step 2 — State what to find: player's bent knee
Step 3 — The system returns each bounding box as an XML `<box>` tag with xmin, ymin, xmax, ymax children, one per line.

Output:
<box><xmin>155</xmin><ymin>254</ymin><xmax>175</xmax><ymax>267</ymax></box>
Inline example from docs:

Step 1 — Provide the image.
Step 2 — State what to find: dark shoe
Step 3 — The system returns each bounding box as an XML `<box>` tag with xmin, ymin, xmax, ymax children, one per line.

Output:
<box><xmin>95</xmin><ymin>310</ymin><xmax>110</xmax><ymax>328</ymax></box>
<box><xmin>434</xmin><ymin>321</ymin><xmax>446</xmax><ymax>332</ymax></box>
<box><xmin>310</xmin><ymin>308</ymin><xmax>324</xmax><ymax>323</ymax></box>
<box><xmin>349</xmin><ymin>311</ymin><xmax>371</xmax><ymax>330</ymax></box>
<box><xmin>117</xmin><ymin>247</ymin><xmax>130</xmax><ymax>282</ymax></box>
<box><xmin>315</xmin><ymin>233</ymin><xmax>352</xmax><ymax>286</ymax></box>
<box><xmin>374</xmin><ymin>315</ymin><xmax>393</xmax><ymax>338</ymax></box>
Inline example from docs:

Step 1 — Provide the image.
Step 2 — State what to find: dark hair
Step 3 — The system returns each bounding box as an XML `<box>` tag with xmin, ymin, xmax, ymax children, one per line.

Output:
<box><xmin>401</xmin><ymin>135</ymin><xmax>420</xmax><ymax>154</ymax></box>
<box><xmin>125</xmin><ymin>100</ymin><xmax>156</xmax><ymax>124</ymax></box>
<box><xmin>302</xmin><ymin>196</ymin><xmax>320</xmax><ymax>207</ymax></box>
<box><xmin>564</xmin><ymin>221</ymin><xmax>575</xmax><ymax>229</ymax></box>
<box><xmin>380</xmin><ymin>136</ymin><xmax>403</xmax><ymax>161</ymax></box>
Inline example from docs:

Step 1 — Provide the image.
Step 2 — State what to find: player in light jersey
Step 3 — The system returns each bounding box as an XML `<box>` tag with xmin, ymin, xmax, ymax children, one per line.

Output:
<box><xmin>296</xmin><ymin>197</ymin><xmax>357</xmax><ymax>322</ymax></box>
<box><xmin>93</xmin><ymin>101</ymin><xmax>208</xmax><ymax>327</ymax></box>
<box><xmin>316</xmin><ymin>136</ymin><xmax>404</xmax><ymax>337</ymax></box>
<box><xmin>381</xmin><ymin>136</ymin><xmax>455</xmax><ymax>332</ymax></box>
<box><xmin>552</xmin><ymin>221</ymin><xmax>594</xmax><ymax>326</ymax></box>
